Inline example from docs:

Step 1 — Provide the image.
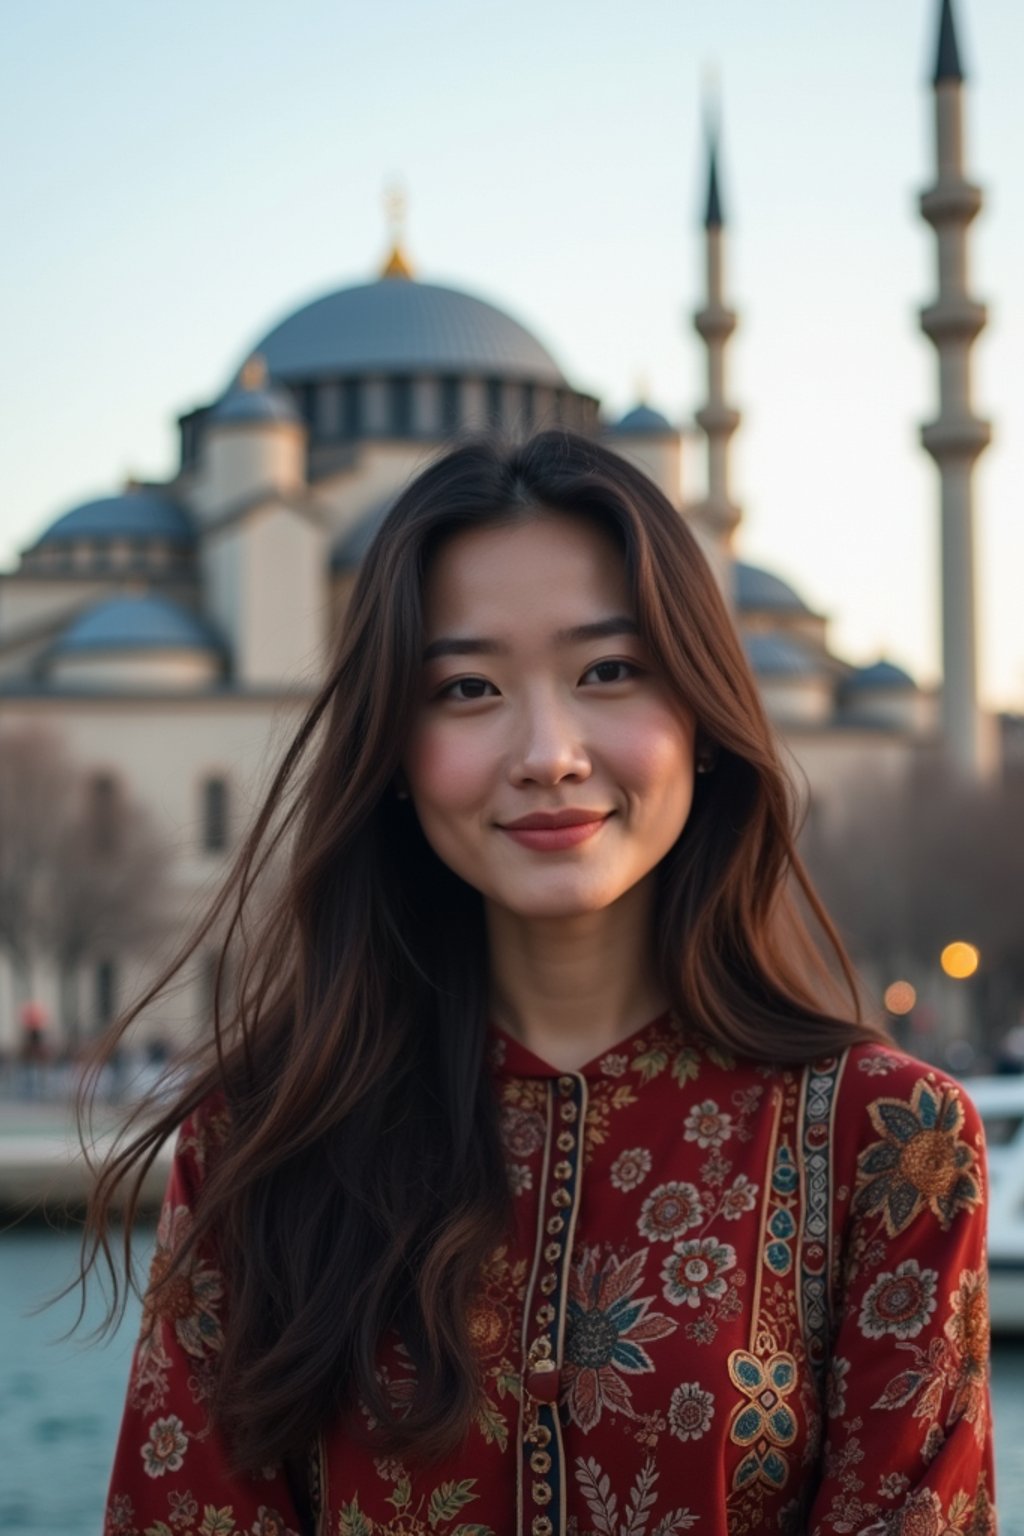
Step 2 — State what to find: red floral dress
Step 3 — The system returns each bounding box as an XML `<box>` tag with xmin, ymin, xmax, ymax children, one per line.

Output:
<box><xmin>104</xmin><ymin>1010</ymin><xmax>997</xmax><ymax>1536</ymax></box>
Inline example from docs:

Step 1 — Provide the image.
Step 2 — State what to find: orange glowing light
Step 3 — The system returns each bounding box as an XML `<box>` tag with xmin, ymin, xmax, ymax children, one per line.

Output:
<box><xmin>940</xmin><ymin>942</ymin><xmax>980</xmax><ymax>980</ymax></box>
<box><xmin>884</xmin><ymin>981</ymin><xmax>917</xmax><ymax>1015</ymax></box>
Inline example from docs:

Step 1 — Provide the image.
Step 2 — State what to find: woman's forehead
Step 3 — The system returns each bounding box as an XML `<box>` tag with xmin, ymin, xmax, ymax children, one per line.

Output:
<box><xmin>422</xmin><ymin>513</ymin><xmax>630</xmax><ymax>620</ymax></box>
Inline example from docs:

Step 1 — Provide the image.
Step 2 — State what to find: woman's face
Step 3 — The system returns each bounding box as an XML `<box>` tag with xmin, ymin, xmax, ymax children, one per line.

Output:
<box><xmin>401</xmin><ymin>511</ymin><xmax>698</xmax><ymax>921</ymax></box>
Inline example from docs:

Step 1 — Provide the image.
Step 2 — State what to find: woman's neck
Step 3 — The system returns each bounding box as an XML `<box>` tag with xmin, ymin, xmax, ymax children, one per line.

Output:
<box><xmin>485</xmin><ymin>872</ymin><xmax>667</xmax><ymax>1073</ymax></box>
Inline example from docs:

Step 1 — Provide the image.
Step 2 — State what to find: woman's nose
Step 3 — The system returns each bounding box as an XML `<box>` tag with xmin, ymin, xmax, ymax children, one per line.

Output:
<box><xmin>508</xmin><ymin>692</ymin><xmax>592</xmax><ymax>786</ymax></box>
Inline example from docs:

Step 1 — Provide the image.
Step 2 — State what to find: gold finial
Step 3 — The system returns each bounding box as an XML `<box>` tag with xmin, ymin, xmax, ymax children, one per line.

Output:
<box><xmin>635</xmin><ymin>372</ymin><xmax>649</xmax><ymax>404</ymax></box>
<box><xmin>380</xmin><ymin>179</ymin><xmax>415</xmax><ymax>279</ymax></box>
<box><xmin>240</xmin><ymin>354</ymin><xmax>268</xmax><ymax>391</ymax></box>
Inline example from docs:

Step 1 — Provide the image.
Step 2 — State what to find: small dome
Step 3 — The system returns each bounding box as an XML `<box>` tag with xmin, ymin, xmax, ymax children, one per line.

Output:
<box><xmin>32</xmin><ymin>492</ymin><xmax>195</xmax><ymax>550</ymax></box>
<box><xmin>609</xmin><ymin>403</ymin><xmax>674</xmax><ymax>435</ymax></box>
<box><xmin>210</xmin><ymin>386</ymin><xmax>301</xmax><ymax>426</ymax></box>
<box><xmin>210</xmin><ymin>353</ymin><xmax>302</xmax><ymax>426</ymax></box>
<box><xmin>743</xmin><ymin>632</ymin><xmax>827</xmax><ymax>678</ymax></box>
<box><xmin>236</xmin><ymin>278</ymin><xmax>566</xmax><ymax>386</ymax></box>
<box><xmin>734</xmin><ymin>561</ymin><xmax>812</xmax><ymax>615</ymax></box>
<box><xmin>50</xmin><ymin>594</ymin><xmax>226</xmax><ymax>655</ymax></box>
<box><xmin>844</xmin><ymin>658</ymin><xmax>916</xmax><ymax>692</ymax></box>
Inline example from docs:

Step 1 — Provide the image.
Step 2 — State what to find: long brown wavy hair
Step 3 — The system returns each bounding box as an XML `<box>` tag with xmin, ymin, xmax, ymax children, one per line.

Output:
<box><xmin>68</xmin><ymin>427</ymin><xmax>886</xmax><ymax>1477</ymax></box>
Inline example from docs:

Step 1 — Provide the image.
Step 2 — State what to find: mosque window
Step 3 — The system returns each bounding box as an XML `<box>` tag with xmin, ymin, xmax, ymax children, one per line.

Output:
<box><xmin>96</xmin><ymin>958</ymin><xmax>118</xmax><ymax>1028</ymax></box>
<box><xmin>202</xmin><ymin>776</ymin><xmax>229</xmax><ymax>853</ymax></box>
<box><xmin>440</xmin><ymin>376</ymin><xmax>460</xmax><ymax>433</ymax></box>
<box><xmin>91</xmin><ymin>774</ymin><xmax>119</xmax><ymax>856</ymax></box>
<box><xmin>343</xmin><ymin>378</ymin><xmax>362</xmax><ymax>437</ymax></box>
<box><xmin>520</xmin><ymin>383</ymin><xmax>535</xmax><ymax>432</ymax></box>
<box><xmin>390</xmin><ymin>376</ymin><xmax>413</xmax><ymax>435</ymax></box>
<box><xmin>486</xmin><ymin>378</ymin><xmax>503</xmax><ymax>428</ymax></box>
<box><xmin>316</xmin><ymin>381</ymin><xmax>342</xmax><ymax>439</ymax></box>
<box><xmin>298</xmin><ymin>384</ymin><xmax>317</xmax><ymax>429</ymax></box>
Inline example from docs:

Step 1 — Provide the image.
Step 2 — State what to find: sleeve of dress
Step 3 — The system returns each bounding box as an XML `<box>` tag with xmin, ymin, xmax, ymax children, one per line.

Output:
<box><xmin>806</xmin><ymin>1049</ymin><xmax>997</xmax><ymax>1536</ymax></box>
<box><xmin>103</xmin><ymin>1093</ymin><xmax>305</xmax><ymax>1536</ymax></box>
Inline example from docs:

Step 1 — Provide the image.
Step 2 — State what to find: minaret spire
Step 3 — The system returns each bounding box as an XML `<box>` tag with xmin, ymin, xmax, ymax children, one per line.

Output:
<box><xmin>381</xmin><ymin>180</ymin><xmax>415</xmax><ymax>280</ymax></box>
<box><xmin>691</xmin><ymin>93</ymin><xmax>741</xmax><ymax>598</ymax></box>
<box><xmin>918</xmin><ymin>0</ymin><xmax>992</xmax><ymax>778</ymax></box>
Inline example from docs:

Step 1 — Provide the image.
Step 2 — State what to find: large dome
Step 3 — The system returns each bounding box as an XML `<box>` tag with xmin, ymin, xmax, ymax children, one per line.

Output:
<box><xmin>236</xmin><ymin>278</ymin><xmax>567</xmax><ymax>386</ymax></box>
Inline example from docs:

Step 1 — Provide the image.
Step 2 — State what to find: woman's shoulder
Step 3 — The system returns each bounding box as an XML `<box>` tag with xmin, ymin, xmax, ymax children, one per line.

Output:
<box><xmin>168</xmin><ymin>1082</ymin><xmax>235</xmax><ymax>1199</ymax></box>
<box><xmin>831</xmin><ymin>1038</ymin><xmax>983</xmax><ymax>1122</ymax></box>
<box><xmin>826</xmin><ymin>1039</ymin><xmax>987</xmax><ymax>1229</ymax></box>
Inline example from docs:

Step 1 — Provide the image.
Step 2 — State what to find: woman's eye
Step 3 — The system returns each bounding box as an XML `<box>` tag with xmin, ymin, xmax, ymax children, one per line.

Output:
<box><xmin>582</xmin><ymin>659</ymin><xmax>640</xmax><ymax>685</ymax></box>
<box><xmin>437</xmin><ymin>677</ymin><xmax>498</xmax><ymax>701</ymax></box>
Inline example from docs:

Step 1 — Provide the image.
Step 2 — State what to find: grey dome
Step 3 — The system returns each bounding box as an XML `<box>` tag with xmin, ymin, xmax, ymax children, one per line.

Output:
<box><xmin>237</xmin><ymin>278</ymin><xmax>567</xmax><ymax>386</ymax></box>
<box><xmin>609</xmin><ymin>403</ymin><xmax>674</xmax><ymax>435</ymax></box>
<box><xmin>734</xmin><ymin>561</ymin><xmax>812</xmax><ymax>615</ymax></box>
<box><xmin>33</xmin><ymin>492</ymin><xmax>196</xmax><ymax>549</ymax></box>
<box><xmin>51</xmin><ymin>594</ymin><xmax>226</xmax><ymax>654</ymax></box>
<box><xmin>210</xmin><ymin>385</ymin><xmax>301</xmax><ymax>426</ymax></box>
<box><xmin>844</xmin><ymin>658</ymin><xmax>916</xmax><ymax>692</ymax></box>
<box><xmin>743</xmin><ymin>632</ymin><xmax>826</xmax><ymax>679</ymax></box>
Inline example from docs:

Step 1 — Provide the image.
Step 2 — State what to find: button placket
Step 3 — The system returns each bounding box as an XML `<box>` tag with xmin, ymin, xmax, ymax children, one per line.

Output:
<box><xmin>518</xmin><ymin>1070</ymin><xmax>588</xmax><ymax>1536</ymax></box>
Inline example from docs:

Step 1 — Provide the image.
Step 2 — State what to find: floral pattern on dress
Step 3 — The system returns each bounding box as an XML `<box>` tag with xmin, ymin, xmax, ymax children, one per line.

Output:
<box><xmin>610</xmin><ymin>1146</ymin><xmax>652</xmax><ymax>1191</ymax></box>
<box><xmin>130</xmin><ymin>1203</ymin><xmax>225</xmax><ymax>1417</ymax></box>
<box><xmin>666</xmin><ymin>1381</ymin><xmax>715</xmax><ymax>1443</ymax></box>
<box><xmin>858</xmin><ymin>1259</ymin><xmax>938</xmax><ymax>1340</ymax></box>
<box><xmin>142</xmin><ymin>1415</ymin><xmax>190</xmax><ymax>1477</ymax></box>
<box><xmin>661</xmin><ymin>1235</ymin><xmax>737</xmax><ymax>1309</ymax></box>
<box><xmin>854</xmin><ymin>1077</ymin><xmax>982</xmax><ymax>1236</ymax></box>
<box><xmin>465</xmin><ymin>1242</ymin><xmax>527</xmax><ymax>1450</ymax></box>
<box><xmin>636</xmin><ymin>1180</ymin><xmax>703</xmax><ymax>1242</ymax></box>
<box><xmin>562</xmin><ymin>1245</ymin><xmax>677</xmax><ymax>1431</ymax></box>
<box><xmin>103</xmin><ymin>1029</ymin><xmax>996</xmax><ymax>1536</ymax></box>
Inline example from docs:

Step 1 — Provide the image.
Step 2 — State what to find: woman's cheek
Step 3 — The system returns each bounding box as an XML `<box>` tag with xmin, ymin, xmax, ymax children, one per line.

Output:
<box><xmin>605</xmin><ymin>704</ymin><xmax>694</xmax><ymax>794</ymax></box>
<box><xmin>405</xmin><ymin>720</ymin><xmax>493</xmax><ymax>809</ymax></box>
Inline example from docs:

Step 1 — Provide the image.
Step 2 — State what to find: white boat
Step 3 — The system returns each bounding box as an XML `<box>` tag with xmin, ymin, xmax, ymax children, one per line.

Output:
<box><xmin>960</xmin><ymin>1074</ymin><xmax>1024</xmax><ymax>1334</ymax></box>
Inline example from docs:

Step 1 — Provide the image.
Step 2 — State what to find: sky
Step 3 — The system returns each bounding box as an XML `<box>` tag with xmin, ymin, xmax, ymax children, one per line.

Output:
<box><xmin>2</xmin><ymin>0</ymin><xmax>1022</xmax><ymax>709</ymax></box>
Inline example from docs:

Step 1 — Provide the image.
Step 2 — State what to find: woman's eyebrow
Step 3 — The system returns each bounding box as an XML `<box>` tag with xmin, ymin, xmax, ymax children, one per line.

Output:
<box><xmin>421</xmin><ymin>616</ymin><xmax>640</xmax><ymax>663</ymax></box>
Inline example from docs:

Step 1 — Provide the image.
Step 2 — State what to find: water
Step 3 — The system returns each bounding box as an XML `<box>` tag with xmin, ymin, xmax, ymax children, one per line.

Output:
<box><xmin>2</xmin><ymin>1231</ymin><xmax>1023</xmax><ymax>1536</ymax></box>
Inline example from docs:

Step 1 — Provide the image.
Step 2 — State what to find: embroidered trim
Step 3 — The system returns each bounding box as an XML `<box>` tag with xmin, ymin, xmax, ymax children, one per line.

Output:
<box><xmin>517</xmin><ymin>1070</ymin><xmax>588</xmax><ymax>1536</ymax></box>
<box><xmin>797</xmin><ymin>1052</ymin><xmax>846</xmax><ymax>1402</ymax></box>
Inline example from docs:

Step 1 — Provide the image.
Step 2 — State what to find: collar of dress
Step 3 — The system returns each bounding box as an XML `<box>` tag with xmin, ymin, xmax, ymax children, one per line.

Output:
<box><xmin>488</xmin><ymin>1007</ymin><xmax>678</xmax><ymax>1079</ymax></box>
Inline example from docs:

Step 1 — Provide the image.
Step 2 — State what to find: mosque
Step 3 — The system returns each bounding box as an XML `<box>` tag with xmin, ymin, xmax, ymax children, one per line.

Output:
<box><xmin>0</xmin><ymin>0</ymin><xmax>1005</xmax><ymax>1048</ymax></box>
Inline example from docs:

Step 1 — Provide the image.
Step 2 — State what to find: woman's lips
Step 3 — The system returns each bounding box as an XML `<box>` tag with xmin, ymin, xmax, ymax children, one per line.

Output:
<box><xmin>499</xmin><ymin>814</ymin><xmax>611</xmax><ymax>852</ymax></box>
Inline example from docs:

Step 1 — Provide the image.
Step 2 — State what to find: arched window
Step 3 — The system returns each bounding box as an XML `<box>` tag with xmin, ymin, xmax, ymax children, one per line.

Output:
<box><xmin>343</xmin><ymin>379</ymin><xmax>362</xmax><ymax>437</ymax></box>
<box><xmin>202</xmin><ymin>776</ymin><xmax>229</xmax><ymax>853</ymax></box>
<box><xmin>440</xmin><ymin>376</ymin><xmax>460</xmax><ymax>434</ymax></box>
<box><xmin>96</xmin><ymin>957</ymin><xmax>118</xmax><ymax>1028</ymax></box>
<box><xmin>390</xmin><ymin>376</ymin><xmax>413</xmax><ymax>435</ymax></box>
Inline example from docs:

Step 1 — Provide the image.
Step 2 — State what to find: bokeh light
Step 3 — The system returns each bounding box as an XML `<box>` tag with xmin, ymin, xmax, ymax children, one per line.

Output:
<box><xmin>940</xmin><ymin>942</ymin><xmax>980</xmax><ymax>980</ymax></box>
<box><xmin>884</xmin><ymin>980</ymin><xmax>917</xmax><ymax>1015</ymax></box>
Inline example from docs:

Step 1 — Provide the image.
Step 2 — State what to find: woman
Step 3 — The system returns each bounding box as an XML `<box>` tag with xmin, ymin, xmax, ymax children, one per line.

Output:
<box><xmin>85</xmin><ymin>429</ymin><xmax>995</xmax><ymax>1535</ymax></box>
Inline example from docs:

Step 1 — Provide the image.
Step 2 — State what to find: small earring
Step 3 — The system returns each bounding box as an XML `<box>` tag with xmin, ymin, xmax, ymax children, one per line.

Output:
<box><xmin>696</xmin><ymin>751</ymin><xmax>718</xmax><ymax>775</ymax></box>
<box><xmin>395</xmin><ymin>786</ymin><xmax>410</xmax><ymax>801</ymax></box>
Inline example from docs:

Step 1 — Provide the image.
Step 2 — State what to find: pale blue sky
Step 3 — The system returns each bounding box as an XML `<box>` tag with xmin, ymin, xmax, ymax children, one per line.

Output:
<box><xmin>2</xmin><ymin>0</ymin><xmax>1022</xmax><ymax>707</ymax></box>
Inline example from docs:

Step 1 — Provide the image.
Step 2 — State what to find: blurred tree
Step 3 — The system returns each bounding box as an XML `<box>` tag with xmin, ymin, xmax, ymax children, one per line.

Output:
<box><xmin>0</xmin><ymin>723</ymin><xmax>176</xmax><ymax>1047</ymax></box>
<box><xmin>800</xmin><ymin>759</ymin><xmax>1024</xmax><ymax>1052</ymax></box>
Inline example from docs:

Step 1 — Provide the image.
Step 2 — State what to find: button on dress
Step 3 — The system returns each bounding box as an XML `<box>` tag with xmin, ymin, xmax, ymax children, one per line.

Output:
<box><xmin>104</xmin><ymin>1010</ymin><xmax>997</xmax><ymax>1535</ymax></box>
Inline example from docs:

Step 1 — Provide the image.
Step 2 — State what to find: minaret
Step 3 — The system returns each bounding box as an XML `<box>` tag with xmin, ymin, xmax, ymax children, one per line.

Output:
<box><xmin>919</xmin><ymin>0</ymin><xmax>992</xmax><ymax>778</ymax></box>
<box><xmin>692</xmin><ymin>111</ymin><xmax>742</xmax><ymax>602</ymax></box>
